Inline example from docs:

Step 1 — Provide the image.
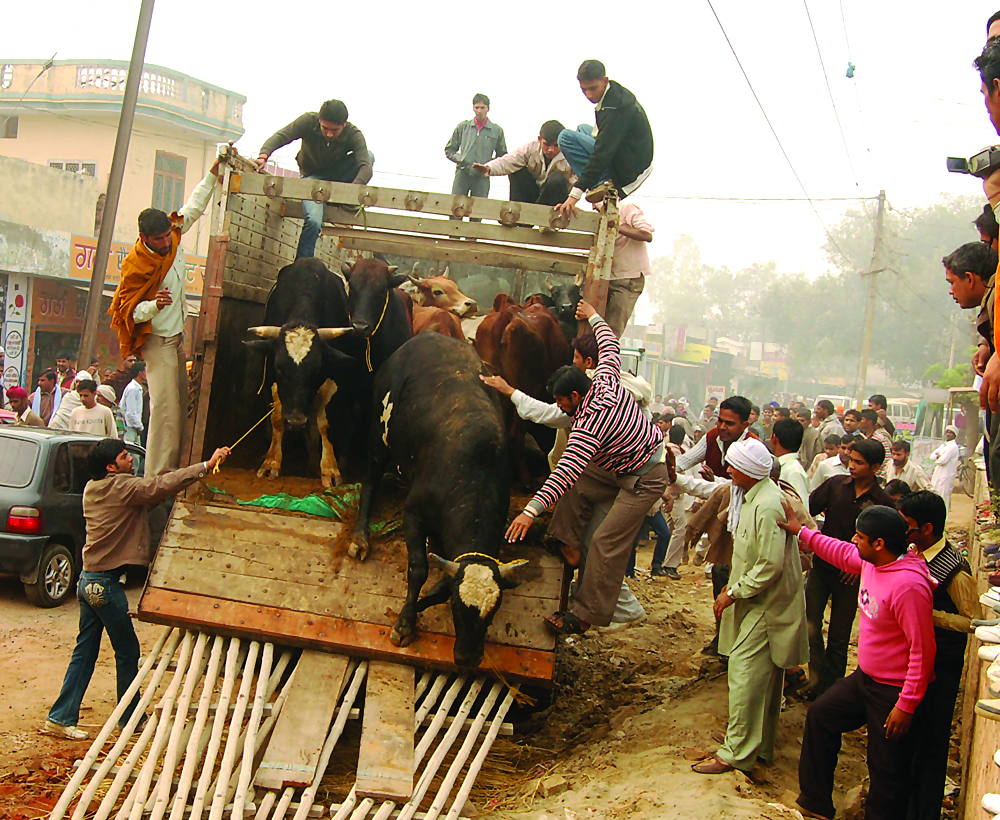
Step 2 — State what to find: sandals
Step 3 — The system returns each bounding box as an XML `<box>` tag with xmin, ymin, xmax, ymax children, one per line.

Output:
<box><xmin>692</xmin><ymin>755</ymin><xmax>735</xmax><ymax>775</ymax></box>
<box><xmin>543</xmin><ymin>611</ymin><xmax>589</xmax><ymax>635</ymax></box>
<box><xmin>784</xmin><ymin>667</ymin><xmax>807</xmax><ymax>695</ymax></box>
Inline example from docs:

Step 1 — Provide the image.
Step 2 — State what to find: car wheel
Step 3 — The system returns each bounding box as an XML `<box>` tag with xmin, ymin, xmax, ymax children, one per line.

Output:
<box><xmin>25</xmin><ymin>543</ymin><xmax>75</xmax><ymax>608</ymax></box>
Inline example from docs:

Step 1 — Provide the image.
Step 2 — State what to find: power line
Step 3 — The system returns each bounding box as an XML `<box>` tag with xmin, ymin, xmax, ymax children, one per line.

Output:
<box><xmin>803</xmin><ymin>0</ymin><xmax>859</xmax><ymax>187</ymax></box>
<box><xmin>704</xmin><ymin>0</ymin><xmax>856</xmax><ymax>270</ymax></box>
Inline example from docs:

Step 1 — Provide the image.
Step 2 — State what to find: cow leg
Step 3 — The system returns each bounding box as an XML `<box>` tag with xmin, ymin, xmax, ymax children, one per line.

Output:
<box><xmin>348</xmin><ymin>406</ymin><xmax>391</xmax><ymax>562</ymax></box>
<box><xmin>314</xmin><ymin>378</ymin><xmax>341</xmax><ymax>489</ymax></box>
<box><xmin>256</xmin><ymin>386</ymin><xmax>283</xmax><ymax>479</ymax></box>
<box><xmin>510</xmin><ymin>414</ymin><xmax>533</xmax><ymax>490</ymax></box>
<box><xmin>415</xmin><ymin>578</ymin><xmax>450</xmax><ymax>613</ymax></box>
<box><xmin>391</xmin><ymin>510</ymin><xmax>429</xmax><ymax>647</ymax></box>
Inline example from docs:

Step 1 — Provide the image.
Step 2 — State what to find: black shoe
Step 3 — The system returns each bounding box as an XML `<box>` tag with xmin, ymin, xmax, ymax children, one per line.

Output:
<box><xmin>664</xmin><ymin>567</ymin><xmax>681</xmax><ymax>580</ymax></box>
<box><xmin>650</xmin><ymin>566</ymin><xmax>668</xmax><ymax>577</ymax></box>
<box><xmin>701</xmin><ymin>636</ymin><xmax>720</xmax><ymax>656</ymax></box>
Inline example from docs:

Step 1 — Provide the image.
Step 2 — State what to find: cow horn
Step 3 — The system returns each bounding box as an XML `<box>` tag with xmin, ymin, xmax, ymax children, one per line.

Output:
<box><xmin>386</xmin><ymin>265</ymin><xmax>398</xmax><ymax>274</ymax></box>
<box><xmin>248</xmin><ymin>326</ymin><xmax>281</xmax><ymax>339</ymax></box>
<box><xmin>341</xmin><ymin>261</ymin><xmax>353</xmax><ymax>277</ymax></box>
<box><xmin>316</xmin><ymin>327</ymin><xmax>355</xmax><ymax>340</ymax></box>
<box><xmin>498</xmin><ymin>558</ymin><xmax>529</xmax><ymax>580</ymax></box>
<box><xmin>441</xmin><ymin>266</ymin><xmax>451</xmax><ymax>280</ymax></box>
<box><xmin>428</xmin><ymin>553</ymin><xmax>461</xmax><ymax>578</ymax></box>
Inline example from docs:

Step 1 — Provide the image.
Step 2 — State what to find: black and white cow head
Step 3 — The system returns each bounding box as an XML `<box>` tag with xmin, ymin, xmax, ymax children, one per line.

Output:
<box><xmin>244</xmin><ymin>322</ymin><xmax>356</xmax><ymax>430</ymax></box>
<box><xmin>427</xmin><ymin>552</ymin><xmax>528</xmax><ymax>668</ymax></box>
<box><xmin>341</xmin><ymin>259</ymin><xmax>408</xmax><ymax>337</ymax></box>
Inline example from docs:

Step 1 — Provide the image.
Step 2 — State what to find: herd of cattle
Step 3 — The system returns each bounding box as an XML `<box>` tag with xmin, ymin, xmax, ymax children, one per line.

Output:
<box><xmin>242</xmin><ymin>256</ymin><xmax>583</xmax><ymax>666</ymax></box>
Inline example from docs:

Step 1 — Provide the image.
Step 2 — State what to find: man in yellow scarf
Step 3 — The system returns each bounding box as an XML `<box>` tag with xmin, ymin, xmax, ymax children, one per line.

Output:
<box><xmin>109</xmin><ymin>159</ymin><xmax>219</xmax><ymax>475</ymax></box>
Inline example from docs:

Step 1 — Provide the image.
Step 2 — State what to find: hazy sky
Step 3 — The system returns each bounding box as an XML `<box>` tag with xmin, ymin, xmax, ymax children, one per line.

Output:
<box><xmin>7</xmin><ymin>0</ymin><xmax>1000</xmax><ymax>322</ymax></box>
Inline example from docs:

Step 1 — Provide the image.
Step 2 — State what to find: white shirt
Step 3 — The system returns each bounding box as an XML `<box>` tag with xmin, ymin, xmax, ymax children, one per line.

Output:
<box><xmin>810</xmin><ymin>455</ymin><xmax>850</xmax><ymax>492</ymax></box>
<box><xmin>885</xmin><ymin>458</ymin><xmax>931</xmax><ymax>491</ymax></box>
<box><xmin>132</xmin><ymin>172</ymin><xmax>216</xmax><ymax>338</ymax></box>
<box><xmin>777</xmin><ymin>452</ymin><xmax>810</xmax><ymax>504</ymax></box>
<box><xmin>70</xmin><ymin>404</ymin><xmax>119</xmax><ymax>438</ymax></box>
<box><xmin>121</xmin><ymin>379</ymin><xmax>145</xmax><ymax>431</ymax></box>
<box><xmin>675</xmin><ymin>427</ymin><xmax>752</xmax><ymax>474</ymax></box>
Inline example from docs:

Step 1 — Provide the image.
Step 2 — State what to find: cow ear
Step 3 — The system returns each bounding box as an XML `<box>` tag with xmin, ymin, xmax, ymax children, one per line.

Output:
<box><xmin>428</xmin><ymin>553</ymin><xmax>461</xmax><ymax>577</ymax></box>
<box><xmin>497</xmin><ymin>559</ymin><xmax>530</xmax><ymax>589</ymax></box>
<box><xmin>341</xmin><ymin>261</ymin><xmax>353</xmax><ymax>279</ymax></box>
<box><xmin>389</xmin><ymin>271</ymin><xmax>410</xmax><ymax>288</ymax></box>
<box><xmin>243</xmin><ymin>339</ymin><xmax>274</xmax><ymax>354</ymax></box>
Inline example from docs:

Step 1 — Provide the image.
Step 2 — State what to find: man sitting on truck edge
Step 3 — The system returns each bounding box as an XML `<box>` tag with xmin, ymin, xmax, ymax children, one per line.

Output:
<box><xmin>255</xmin><ymin>99</ymin><xmax>374</xmax><ymax>259</ymax></box>
<box><xmin>44</xmin><ymin>440</ymin><xmax>230</xmax><ymax>740</ymax></box>
<box><xmin>471</xmin><ymin>119</ymin><xmax>574</xmax><ymax>206</ymax></box>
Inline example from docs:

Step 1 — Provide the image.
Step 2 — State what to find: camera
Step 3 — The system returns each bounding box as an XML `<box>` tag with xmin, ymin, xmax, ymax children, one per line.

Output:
<box><xmin>947</xmin><ymin>146</ymin><xmax>1000</xmax><ymax>178</ymax></box>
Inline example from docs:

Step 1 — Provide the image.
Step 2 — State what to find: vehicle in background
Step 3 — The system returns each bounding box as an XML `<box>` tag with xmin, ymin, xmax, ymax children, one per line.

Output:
<box><xmin>0</xmin><ymin>428</ymin><xmax>150</xmax><ymax>607</ymax></box>
<box><xmin>887</xmin><ymin>398</ymin><xmax>919</xmax><ymax>439</ymax></box>
<box><xmin>0</xmin><ymin>408</ymin><xmax>16</xmax><ymax>424</ymax></box>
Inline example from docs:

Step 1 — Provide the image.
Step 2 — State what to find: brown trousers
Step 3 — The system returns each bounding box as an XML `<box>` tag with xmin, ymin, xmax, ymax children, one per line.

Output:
<box><xmin>548</xmin><ymin>460</ymin><xmax>669</xmax><ymax>626</ymax></box>
<box><xmin>605</xmin><ymin>275</ymin><xmax>645</xmax><ymax>338</ymax></box>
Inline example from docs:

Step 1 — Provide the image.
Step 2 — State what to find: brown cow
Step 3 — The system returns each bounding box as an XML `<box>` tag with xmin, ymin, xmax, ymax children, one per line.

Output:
<box><xmin>474</xmin><ymin>295</ymin><xmax>571</xmax><ymax>487</ymax></box>
<box><xmin>408</xmin><ymin>267</ymin><xmax>478</xmax><ymax>318</ymax></box>
<box><xmin>412</xmin><ymin>305</ymin><xmax>465</xmax><ymax>340</ymax></box>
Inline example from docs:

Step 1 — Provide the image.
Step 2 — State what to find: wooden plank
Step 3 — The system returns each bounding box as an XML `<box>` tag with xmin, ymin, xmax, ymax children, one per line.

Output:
<box><xmin>233</xmin><ymin>173</ymin><xmax>601</xmax><ymax>233</ymax></box>
<box><xmin>255</xmin><ymin>652</ymin><xmax>350</xmax><ymax>790</ymax></box>
<box><xmin>355</xmin><ymin>662</ymin><xmax>415</xmax><ymax>801</ymax></box>
<box><xmin>279</xmin><ymin>201</ymin><xmax>593</xmax><ymax>251</ymax></box>
<box><xmin>221</xmin><ymin>281</ymin><xmax>272</xmax><ymax>304</ymax></box>
<box><xmin>333</xmin><ymin>229</ymin><xmax>586</xmax><ymax>277</ymax></box>
<box><xmin>138</xmin><ymin>588</ymin><xmax>557</xmax><ymax>685</ymax></box>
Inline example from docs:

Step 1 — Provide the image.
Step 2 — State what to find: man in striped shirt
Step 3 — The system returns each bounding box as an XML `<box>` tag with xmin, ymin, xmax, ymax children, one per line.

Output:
<box><xmin>505</xmin><ymin>300</ymin><xmax>668</xmax><ymax>633</ymax></box>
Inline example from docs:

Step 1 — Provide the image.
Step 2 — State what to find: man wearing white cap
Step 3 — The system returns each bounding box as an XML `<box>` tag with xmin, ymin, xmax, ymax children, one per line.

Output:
<box><xmin>929</xmin><ymin>426</ymin><xmax>961</xmax><ymax>510</ymax></box>
<box><xmin>692</xmin><ymin>438</ymin><xmax>808</xmax><ymax>777</ymax></box>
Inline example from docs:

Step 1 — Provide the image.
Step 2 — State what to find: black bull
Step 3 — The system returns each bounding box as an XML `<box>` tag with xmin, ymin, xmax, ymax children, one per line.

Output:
<box><xmin>243</xmin><ymin>257</ymin><xmax>411</xmax><ymax>486</ymax></box>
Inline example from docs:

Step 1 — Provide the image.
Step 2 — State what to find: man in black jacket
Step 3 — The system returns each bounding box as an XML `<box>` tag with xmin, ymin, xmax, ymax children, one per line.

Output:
<box><xmin>255</xmin><ymin>99</ymin><xmax>373</xmax><ymax>259</ymax></box>
<box><xmin>556</xmin><ymin>60</ymin><xmax>653</xmax><ymax>215</ymax></box>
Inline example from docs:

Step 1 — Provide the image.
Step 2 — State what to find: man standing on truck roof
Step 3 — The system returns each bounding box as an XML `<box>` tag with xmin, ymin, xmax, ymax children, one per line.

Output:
<box><xmin>108</xmin><ymin>159</ymin><xmax>221</xmax><ymax>476</ymax></box>
<box><xmin>556</xmin><ymin>60</ymin><xmax>654</xmax><ymax>216</ymax></box>
<box><xmin>44</xmin><ymin>440</ymin><xmax>230</xmax><ymax>740</ymax></box>
<box><xmin>255</xmin><ymin>100</ymin><xmax>374</xmax><ymax>259</ymax></box>
<box><xmin>445</xmin><ymin>93</ymin><xmax>507</xmax><ymax>221</ymax></box>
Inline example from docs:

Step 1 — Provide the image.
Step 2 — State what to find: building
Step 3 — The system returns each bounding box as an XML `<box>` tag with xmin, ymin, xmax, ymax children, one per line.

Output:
<box><xmin>0</xmin><ymin>59</ymin><xmax>245</xmax><ymax>390</ymax></box>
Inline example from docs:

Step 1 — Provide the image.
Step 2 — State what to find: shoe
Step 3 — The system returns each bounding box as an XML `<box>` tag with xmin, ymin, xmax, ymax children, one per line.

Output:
<box><xmin>991</xmin><ymin>573</ymin><xmax>1000</xmax><ymax>587</ymax></box>
<box><xmin>663</xmin><ymin>567</ymin><xmax>681</xmax><ymax>580</ymax></box>
<box><xmin>584</xmin><ymin>181</ymin><xmax>613</xmax><ymax>204</ymax></box>
<box><xmin>977</xmin><ymin>625</ymin><xmax>1000</xmax><ymax>643</ymax></box>
<box><xmin>701</xmin><ymin>636</ymin><xmax>720</xmax><ymax>656</ymax></box>
<box><xmin>983</xmin><ymin>793</ymin><xmax>1000</xmax><ymax>813</ymax></box>
<box><xmin>42</xmin><ymin>720</ymin><xmax>89</xmax><ymax>740</ymax></box>
<box><xmin>976</xmin><ymin>618</ymin><xmax>1000</xmax><ymax>627</ymax></box>
<box><xmin>650</xmin><ymin>566</ymin><xmax>669</xmax><ymax>577</ymax></box>
<box><xmin>981</xmin><ymin>645</ymin><xmax>1000</xmax><ymax>661</ymax></box>
<box><xmin>985</xmin><ymin>542</ymin><xmax>1000</xmax><ymax>555</ymax></box>
<box><xmin>981</xmin><ymin>590</ymin><xmax>1000</xmax><ymax>608</ymax></box>
<box><xmin>976</xmin><ymin>699</ymin><xmax>1000</xmax><ymax>720</ymax></box>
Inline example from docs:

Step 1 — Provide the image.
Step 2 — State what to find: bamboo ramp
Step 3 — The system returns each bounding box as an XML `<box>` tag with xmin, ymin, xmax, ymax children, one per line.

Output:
<box><xmin>50</xmin><ymin>628</ymin><xmax>515</xmax><ymax>820</ymax></box>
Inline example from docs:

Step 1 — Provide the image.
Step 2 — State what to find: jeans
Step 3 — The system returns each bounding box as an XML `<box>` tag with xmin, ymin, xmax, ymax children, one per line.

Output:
<box><xmin>450</xmin><ymin>168</ymin><xmax>490</xmax><ymax>222</ymax></box>
<box><xmin>557</xmin><ymin>124</ymin><xmax>609</xmax><ymax>185</ymax></box>
<box><xmin>626</xmin><ymin>511</ymin><xmax>672</xmax><ymax>575</ymax></box>
<box><xmin>297</xmin><ymin>151</ymin><xmax>375</xmax><ymax>259</ymax></box>
<box><xmin>48</xmin><ymin>570</ymin><xmax>142</xmax><ymax>730</ymax></box>
<box><xmin>804</xmin><ymin>556</ymin><xmax>860</xmax><ymax>697</ymax></box>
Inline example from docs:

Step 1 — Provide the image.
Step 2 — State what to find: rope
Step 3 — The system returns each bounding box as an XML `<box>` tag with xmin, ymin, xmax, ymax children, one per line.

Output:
<box><xmin>256</xmin><ymin>356</ymin><xmax>267</xmax><ymax>395</ymax></box>
<box><xmin>483</xmin><ymin>648</ymin><xmax>535</xmax><ymax>707</ymax></box>
<box><xmin>365</xmin><ymin>292</ymin><xmax>390</xmax><ymax>372</ymax></box>
<box><xmin>212</xmin><ymin>403</ymin><xmax>276</xmax><ymax>473</ymax></box>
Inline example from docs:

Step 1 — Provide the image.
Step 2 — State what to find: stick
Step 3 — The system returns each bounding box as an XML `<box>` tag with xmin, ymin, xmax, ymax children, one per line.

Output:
<box><xmin>349</xmin><ymin>799</ymin><xmax>375</xmax><ymax>820</ymax></box>
<box><xmin>270</xmin><ymin>787</ymin><xmax>295</xmax><ymax>820</ymax></box>
<box><xmin>414</xmin><ymin>674</ymin><xmax>449</xmax><ymax>730</ymax></box>
<box><xmin>209</xmin><ymin>640</ymin><xmax>260</xmax><ymax>820</ymax></box>
<box><xmin>96</xmin><ymin>710</ymin><xmax>160</xmax><ymax>820</ymax></box>
<box><xmin>52</xmin><ymin>627</ymin><xmax>176</xmax><ymax>820</ymax></box>
<box><xmin>414</xmin><ymin>677</ymin><xmax>469</xmax><ymax>768</ymax></box>
<box><xmin>254</xmin><ymin>792</ymin><xmax>276</xmax><ymax>820</ymax></box>
<box><xmin>444</xmin><ymin>690</ymin><xmax>514</xmax><ymax>820</ymax></box>
<box><xmin>232</xmin><ymin>643</ymin><xmax>274</xmax><ymax>819</ymax></box>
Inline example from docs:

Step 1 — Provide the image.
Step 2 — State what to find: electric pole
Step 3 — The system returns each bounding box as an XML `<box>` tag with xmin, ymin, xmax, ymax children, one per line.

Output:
<box><xmin>77</xmin><ymin>0</ymin><xmax>156</xmax><ymax>367</ymax></box>
<box><xmin>855</xmin><ymin>190</ymin><xmax>886</xmax><ymax>410</ymax></box>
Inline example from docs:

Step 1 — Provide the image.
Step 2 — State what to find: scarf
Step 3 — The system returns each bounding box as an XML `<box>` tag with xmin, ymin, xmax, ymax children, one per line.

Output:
<box><xmin>32</xmin><ymin>385</ymin><xmax>61</xmax><ymax>418</ymax></box>
<box><xmin>108</xmin><ymin>219</ymin><xmax>182</xmax><ymax>356</ymax></box>
<box><xmin>724</xmin><ymin>438</ymin><xmax>774</xmax><ymax>533</ymax></box>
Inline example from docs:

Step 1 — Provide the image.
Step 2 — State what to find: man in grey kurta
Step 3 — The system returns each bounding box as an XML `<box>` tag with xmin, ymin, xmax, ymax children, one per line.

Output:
<box><xmin>693</xmin><ymin>438</ymin><xmax>808</xmax><ymax>775</ymax></box>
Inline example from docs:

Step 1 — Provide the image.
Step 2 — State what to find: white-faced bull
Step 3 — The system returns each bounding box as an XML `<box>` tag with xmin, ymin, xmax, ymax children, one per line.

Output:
<box><xmin>349</xmin><ymin>332</ymin><xmax>529</xmax><ymax>668</ymax></box>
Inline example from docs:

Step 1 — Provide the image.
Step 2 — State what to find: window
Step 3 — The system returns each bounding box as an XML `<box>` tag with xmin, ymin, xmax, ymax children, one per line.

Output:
<box><xmin>0</xmin><ymin>64</ymin><xmax>12</xmax><ymax>89</ymax></box>
<box><xmin>152</xmin><ymin>151</ymin><xmax>186</xmax><ymax>213</ymax></box>
<box><xmin>52</xmin><ymin>445</ymin><xmax>72</xmax><ymax>493</ymax></box>
<box><xmin>68</xmin><ymin>443</ymin><xmax>92</xmax><ymax>494</ymax></box>
<box><xmin>0</xmin><ymin>438</ymin><xmax>39</xmax><ymax>489</ymax></box>
<box><xmin>1</xmin><ymin>116</ymin><xmax>17</xmax><ymax>139</ymax></box>
<box><xmin>48</xmin><ymin>160</ymin><xmax>97</xmax><ymax>176</ymax></box>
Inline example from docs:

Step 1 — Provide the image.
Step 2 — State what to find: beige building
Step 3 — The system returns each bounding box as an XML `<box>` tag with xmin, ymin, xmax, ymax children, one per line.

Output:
<box><xmin>0</xmin><ymin>59</ymin><xmax>244</xmax><ymax>391</ymax></box>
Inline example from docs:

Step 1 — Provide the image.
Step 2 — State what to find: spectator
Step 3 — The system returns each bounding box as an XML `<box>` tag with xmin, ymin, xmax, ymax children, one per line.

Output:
<box><xmin>886</xmin><ymin>439</ymin><xmax>931</xmax><ymax>491</ymax></box>
<box><xmin>796</xmin><ymin>407</ymin><xmax>822</xmax><ymax>470</ymax></box>
<box><xmin>70</xmin><ymin>380</ymin><xmax>118</xmax><ymax>438</ymax></box>
<box><xmin>809</xmin><ymin>435</ymin><xmax>842</xmax><ymax>480</ymax></box>
<box><xmin>96</xmin><ymin>384</ymin><xmax>126</xmax><ymax>439</ymax></box>
<box><xmin>771</xmin><ymin>418</ymin><xmax>809</xmax><ymax>504</ymax></box>
<box><xmin>121</xmin><ymin>361</ymin><xmax>147</xmax><ymax>445</ymax></box>
<box><xmin>6</xmin><ymin>386</ymin><xmax>45</xmax><ymax>427</ymax></box>
<box><xmin>814</xmin><ymin>400</ymin><xmax>846</xmax><ymax>440</ymax></box>
<box><xmin>29</xmin><ymin>369</ymin><xmax>64</xmax><ymax>425</ymax></box>
<box><xmin>843</xmin><ymin>408</ymin><xmax>863</xmax><ymax>434</ymax></box>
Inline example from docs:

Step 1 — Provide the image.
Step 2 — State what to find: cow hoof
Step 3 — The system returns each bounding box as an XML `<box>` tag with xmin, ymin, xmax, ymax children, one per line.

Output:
<box><xmin>321</xmin><ymin>476</ymin><xmax>333</xmax><ymax>490</ymax></box>
<box><xmin>348</xmin><ymin>539</ymin><xmax>369</xmax><ymax>562</ymax></box>
<box><xmin>390</xmin><ymin>626</ymin><xmax>415</xmax><ymax>647</ymax></box>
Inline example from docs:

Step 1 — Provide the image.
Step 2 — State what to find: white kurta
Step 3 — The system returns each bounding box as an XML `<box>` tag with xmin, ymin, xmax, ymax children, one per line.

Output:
<box><xmin>930</xmin><ymin>439</ymin><xmax>960</xmax><ymax>508</ymax></box>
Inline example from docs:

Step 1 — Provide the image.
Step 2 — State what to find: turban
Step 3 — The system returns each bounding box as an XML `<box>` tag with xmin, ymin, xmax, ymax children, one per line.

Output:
<box><xmin>5</xmin><ymin>386</ymin><xmax>27</xmax><ymax>401</ymax></box>
<box><xmin>945</xmin><ymin>425</ymin><xmax>959</xmax><ymax>438</ymax></box>
<box><xmin>96</xmin><ymin>384</ymin><xmax>117</xmax><ymax>404</ymax></box>
<box><xmin>856</xmin><ymin>506</ymin><xmax>908</xmax><ymax>554</ymax></box>
<box><xmin>725</xmin><ymin>438</ymin><xmax>775</xmax><ymax>532</ymax></box>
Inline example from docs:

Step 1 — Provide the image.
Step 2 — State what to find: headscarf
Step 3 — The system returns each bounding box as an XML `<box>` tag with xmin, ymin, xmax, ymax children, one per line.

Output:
<box><xmin>725</xmin><ymin>438</ymin><xmax>774</xmax><ymax>533</ymax></box>
<box><xmin>96</xmin><ymin>384</ymin><xmax>117</xmax><ymax>404</ymax></box>
<box><xmin>855</xmin><ymin>506</ymin><xmax>908</xmax><ymax>554</ymax></box>
<box><xmin>945</xmin><ymin>424</ymin><xmax>959</xmax><ymax>438</ymax></box>
<box><xmin>5</xmin><ymin>386</ymin><xmax>27</xmax><ymax>401</ymax></box>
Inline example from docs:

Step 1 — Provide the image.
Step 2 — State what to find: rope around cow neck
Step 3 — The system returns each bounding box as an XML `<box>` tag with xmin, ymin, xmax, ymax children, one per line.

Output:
<box><xmin>365</xmin><ymin>291</ymin><xmax>390</xmax><ymax>372</ymax></box>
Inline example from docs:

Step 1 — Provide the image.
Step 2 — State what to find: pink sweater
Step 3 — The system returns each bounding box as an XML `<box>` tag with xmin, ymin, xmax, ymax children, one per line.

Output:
<box><xmin>799</xmin><ymin>528</ymin><xmax>936</xmax><ymax>713</ymax></box>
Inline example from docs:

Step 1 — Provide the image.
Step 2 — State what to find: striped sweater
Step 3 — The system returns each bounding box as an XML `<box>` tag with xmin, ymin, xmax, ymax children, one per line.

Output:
<box><xmin>524</xmin><ymin>314</ymin><xmax>663</xmax><ymax>516</ymax></box>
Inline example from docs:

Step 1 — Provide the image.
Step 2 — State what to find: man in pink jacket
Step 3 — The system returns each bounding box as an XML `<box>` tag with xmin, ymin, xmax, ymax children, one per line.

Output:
<box><xmin>778</xmin><ymin>504</ymin><xmax>935</xmax><ymax>820</ymax></box>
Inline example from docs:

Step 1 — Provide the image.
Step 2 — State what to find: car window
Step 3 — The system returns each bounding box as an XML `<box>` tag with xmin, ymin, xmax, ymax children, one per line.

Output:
<box><xmin>0</xmin><ymin>437</ymin><xmax>41</xmax><ymax>488</ymax></box>
<box><xmin>69</xmin><ymin>443</ymin><xmax>92</xmax><ymax>494</ymax></box>
<box><xmin>52</xmin><ymin>444</ymin><xmax>72</xmax><ymax>493</ymax></box>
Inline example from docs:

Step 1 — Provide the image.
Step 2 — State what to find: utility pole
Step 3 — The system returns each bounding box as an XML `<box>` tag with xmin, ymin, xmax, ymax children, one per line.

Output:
<box><xmin>855</xmin><ymin>189</ymin><xmax>886</xmax><ymax>410</ymax></box>
<box><xmin>76</xmin><ymin>0</ymin><xmax>156</xmax><ymax>366</ymax></box>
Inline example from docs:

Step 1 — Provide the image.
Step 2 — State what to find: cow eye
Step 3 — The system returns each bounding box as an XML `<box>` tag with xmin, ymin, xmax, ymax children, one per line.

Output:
<box><xmin>433</xmin><ymin>290</ymin><xmax>444</xmax><ymax>296</ymax></box>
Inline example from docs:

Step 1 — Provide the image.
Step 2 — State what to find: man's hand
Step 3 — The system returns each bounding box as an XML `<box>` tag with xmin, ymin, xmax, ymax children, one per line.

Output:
<box><xmin>556</xmin><ymin>194</ymin><xmax>580</xmax><ymax>216</ymax></box>
<box><xmin>776</xmin><ymin>498</ymin><xmax>803</xmax><ymax>537</ymax></box>
<box><xmin>974</xmin><ymin>342</ymin><xmax>992</xmax><ymax>376</ymax></box>
<box><xmin>505</xmin><ymin>513</ymin><xmax>534</xmax><ymax>542</ymax></box>
<box><xmin>983</xmin><ymin>352</ymin><xmax>1000</xmax><ymax>412</ymax></box>
<box><xmin>660</xmin><ymin>493</ymin><xmax>675</xmax><ymax>514</ymax></box>
<box><xmin>254</xmin><ymin>154</ymin><xmax>269</xmax><ymax>171</ymax></box>
<box><xmin>480</xmin><ymin>374</ymin><xmax>514</xmax><ymax>397</ymax></box>
<box><xmin>985</xmin><ymin>166</ymin><xmax>1000</xmax><ymax>208</ymax></box>
<box><xmin>471</xmin><ymin>163</ymin><xmax>489</xmax><ymax>175</ymax></box>
<box><xmin>155</xmin><ymin>289</ymin><xmax>173</xmax><ymax>309</ymax></box>
<box><xmin>206</xmin><ymin>447</ymin><xmax>232</xmax><ymax>471</ymax></box>
<box><xmin>713</xmin><ymin>588</ymin><xmax>734</xmax><ymax>621</ymax></box>
<box><xmin>884</xmin><ymin>706</ymin><xmax>912</xmax><ymax>740</ymax></box>
<box><xmin>575</xmin><ymin>300</ymin><xmax>597</xmax><ymax>321</ymax></box>
<box><xmin>839</xmin><ymin>571</ymin><xmax>860</xmax><ymax>585</ymax></box>
<box><xmin>875</xmin><ymin>407</ymin><xmax>890</xmax><ymax>425</ymax></box>
<box><xmin>699</xmin><ymin>464</ymin><xmax>715</xmax><ymax>482</ymax></box>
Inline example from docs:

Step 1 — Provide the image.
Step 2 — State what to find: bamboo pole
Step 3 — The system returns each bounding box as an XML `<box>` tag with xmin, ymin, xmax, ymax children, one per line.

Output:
<box><xmin>232</xmin><ymin>643</ymin><xmax>274</xmax><ymax>819</ymax></box>
<box><xmin>170</xmin><ymin>635</ymin><xmax>226</xmax><ymax>820</ymax></box>
<box><xmin>414</xmin><ymin>677</ymin><xmax>469</xmax><ymax>767</ymax></box>
<box><xmin>398</xmin><ymin>679</ymin><xmax>485</xmax><ymax>820</ymax></box>
<box><xmin>423</xmin><ymin>683</ymin><xmax>503</xmax><ymax>820</ymax></box>
<box><xmin>290</xmin><ymin>661</ymin><xmax>369</xmax><ymax>820</ymax></box>
<box><xmin>209</xmin><ymin>640</ymin><xmax>261</xmax><ymax>820</ymax></box>
<box><xmin>330</xmin><ymin>789</ymin><xmax>358</xmax><ymax>820</ymax></box>
<box><xmin>414</xmin><ymin>674</ymin><xmax>448</xmax><ymax>730</ymax></box>
<box><xmin>127</xmin><ymin>631</ymin><xmax>196</xmax><ymax>820</ymax></box>
<box><xmin>190</xmin><ymin>638</ymin><xmax>242</xmax><ymax>820</ymax></box>
<box><xmin>96</xmin><ymin>710</ymin><xmax>160</xmax><ymax>820</ymax></box>
<box><xmin>269</xmin><ymin>787</ymin><xmax>295</xmax><ymax>820</ymax></box>
<box><xmin>349</xmin><ymin>798</ymin><xmax>375</xmax><ymax>820</ymax></box>
<box><xmin>254</xmin><ymin>791</ymin><xmax>276</xmax><ymax>820</ymax></box>
<box><xmin>52</xmin><ymin>627</ymin><xmax>177</xmax><ymax>820</ymax></box>
<box><xmin>413</xmin><ymin>672</ymin><xmax>433</xmax><ymax>706</ymax></box>
<box><xmin>371</xmin><ymin>802</ymin><xmax>396</xmax><ymax>820</ymax></box>
<box><xmin>444</xmin><ymin>690</ymin><xmax>514</xmax><ymax>820</ymax></box>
